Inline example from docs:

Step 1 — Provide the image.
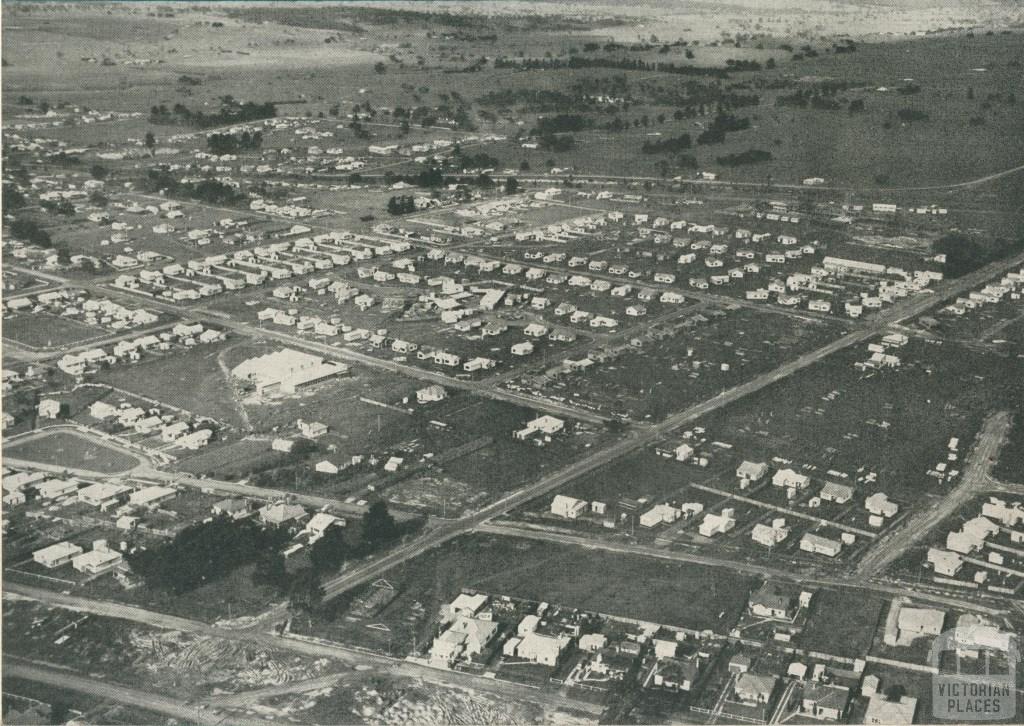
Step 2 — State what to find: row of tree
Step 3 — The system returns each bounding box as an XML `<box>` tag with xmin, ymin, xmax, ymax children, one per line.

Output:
<box><xmin>149</xmin><ymin>97</ymin><xmax>276</xmax><ymax>129</ymax></box>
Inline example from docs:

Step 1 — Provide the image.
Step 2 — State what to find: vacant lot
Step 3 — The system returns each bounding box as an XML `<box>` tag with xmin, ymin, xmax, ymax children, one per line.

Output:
<box><xmin>5</xmin><ymin>429</ymin><xmax>140</xmax><ymax>474</ymax></box>
<box><xmin>798</xmin><ymin>588</ymin><xmax>886</xmax><ymax>658</ymax></box>
<box><xmin>3</xmin><ymin>313</ymin><xmax>107</xmax><ymax>350</ymax></box>
<box><xmin>323</xmin><ymin>532</ymin><xmax>758</xmax><ymax>639</ymax></box>
<box><xmin>94</xmin><ymin>339</ymin><xmax>261</xmax><ymax>429</ymax></box>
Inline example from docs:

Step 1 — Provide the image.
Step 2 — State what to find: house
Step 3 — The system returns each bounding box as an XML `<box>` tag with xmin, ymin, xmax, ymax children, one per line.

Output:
<box><xmin>38</xmin><ymin>399</ymin><xmax>62</xmax><ymax>419</ymax></box>
<box><xmin>865</xmin><ymin>492</ymin><xmax>898</xmax><ymax>518</ymax></box>
<box><xmin>751</xmin><ymin>519</ymin><xmax>790</xmax><ymax>548</ymax></box>
<box><xmin>734</xmin><ymin>673</ymin><xmax>777</xmax><ymax>705</ymax></box>
<box><xmin>802</xmin><ymin>683</ymin><xmax>851</xmax><ymax>721</ymax></box>
<box><xmin>212</xmin><ymin>498</ymin><xmax>250</xmax><ymax>519</ymax></box>
<box><xmin>640</xmin><ymin>503</ymin><xmax>684</xmax><ymax>528</ymax></box>
<box><xmin>34</xmin><ymin>541</ymin><xmax>85</xmax><ymax>568</ymax></box>
<box><xmin>36</xmin><ymin>478</ymin><xmax>78</xmax><ymax>500</ymax></box>
<box><xmin>729</xmin><ymin>654</ymin><xmax>752</xmax><ymax>674</ymax></box>
<box><xmin>78</xmin><ymin>482</ymin><xmax>131</xmax><ymax>509</ymax></box>
<box><xmin>259</xmin><ymin>501</ymin><xmax>307</xmax><ymax>527</ymax></box>
<box><xmin>303</xmin><ymin>512</ymin><xmax>344</xmax><ymax>543</ymax></box>
<box><xmin>72</xmin><ymin>541</ymin><xmax>123</xmax><ymax>575</ymax></box>
<box><xmin>800</xmin><ymin>533</ymin><xmax>842</xmax><ymax>557</ymax></box>
<box><xmin>927</xmin><ymin>547</ymin><xmax>963</xmax><ymax>577</ymax></box>
<box><xmin>432</xmin><ymin>616</ymin><xmax>498</xmax><ymax>665</ymax></box>
<box><xmin>736</xmin><ymin>460</ymin><xmax>769</xmax><ymax>485</ymax></box>
<box><xmin>653</xmin><ymin>658</ymin><xmax>700</xmax><ymax>691</ymax></box>
<box><xmin>773</xmin><ymin>468</ymin><xmax>810</xmax><ymax>490</ymax></box>
<box><xmin>699</xmin><ymin>509</ymin><xmax>736</xmax><ymax>537</ymax></box>
<box><xmin>161</xmin><ymin>421</ymin><xmax>190</xmax><ymax>442</ymax></box>
<box><xmin>510</xmin><ymin>342</ymin><xmax>534</xmax><ymax>357</ymax></box>
<box><xmin>579</xmin><ymin>633</ymin><xmax>607</xmax><ymax>652</ymax></box>
<box><xmin>515</xmin><ymin>631</ymin><xmax>570</xmax><ymax>666</ymax></box>
<box><xmin>820</xmin><ymin>482</ymin><xmax>854</xmax><ymax>504</ymax></box>
<box><xmin>416</xmin><ymin>385</ymin><xmax>446</xmax><ymax>404</ymax></box>
<box><xmin>298</xmin><ymin>420</ymin><xmax>328</xmax><ymax>438</ymax></box>
<box><xmin>315</xmin><ymin>460</ymin><xmax>341</xmax><ymax>474</ymax></box>
<box><xmin>674</xmin><ymin>443</ymin><xmax>695</xmax><ymax>462</ymax></box>
<box><xmin>864</xmin><ymin>694</ymin><xmax>917</xmax><ymax>724</ymax></box>
<box><xmin>749</xmin><ymin>583</ymin><xmax>797</xmax><ymax>620</ymax></box>
<box><xmin>128</xmin><ymin>486</ymin><xmax>176</xmax><ymax>508</ymax></box>
<box><xmin>443</xmin><ymin>592</ymin><xmax>489</xmax><ymax>623</ymax></box>
<box><xmin>551</xmin><ymin>494</ymin><xmax>587</xmax><ymax>519</ymax></box>
<box><xmin>515</xmin><ymin>415</ymin><xmax>564</xmax><ymax>441</ymax></box>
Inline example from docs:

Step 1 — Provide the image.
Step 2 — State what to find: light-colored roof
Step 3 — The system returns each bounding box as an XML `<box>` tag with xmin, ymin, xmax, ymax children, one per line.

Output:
<box><xmin>450</xmin><ymin>592</ymin><xmax>488</xmax><ymax>614</ymax></box>
<box><xmin>35</xmin><ymin>541</ymin><xmax>83</xmax><ymax>560</ymax></box>
<box><xmin>864</xmin><ymin>695</ymin><xmax>917</xmax><ymax>724</ymax></box>
<box><xmin>260</xmin><ymin>501</ymin><xmax>307</xmax><ymax>524</ymax></box>
<box><xmin>78</xmin><ymin>482</ymin><xmax>131</xmax><ymax>501</ymax></box>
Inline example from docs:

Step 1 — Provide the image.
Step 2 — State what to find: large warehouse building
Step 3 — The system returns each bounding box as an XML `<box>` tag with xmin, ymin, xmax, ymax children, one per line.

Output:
<box><xmin>231</xmin><ymin>348</ymin><xmax>348</xmax><ymax>395</ymax></box>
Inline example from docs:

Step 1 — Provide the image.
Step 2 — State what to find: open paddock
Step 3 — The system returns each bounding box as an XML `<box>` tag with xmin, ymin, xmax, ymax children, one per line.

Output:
<box><xmin>4</xmin><ymin>428</ymin><xmax>141</xmax><ymax>474</ymax></box>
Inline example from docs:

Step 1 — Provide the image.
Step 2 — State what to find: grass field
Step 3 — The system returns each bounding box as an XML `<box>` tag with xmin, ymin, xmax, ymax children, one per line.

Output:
<box><xmin>323</xmin><ymin>532</ymin><xmax>759</xmax><ymax>639</ymax></box>
<box><xmin>995</xmin><ymin>414</ymin><xmax>1024</xmax><ymax>483</ymax></box>
<box><xmin>94</xmin><ymin>339</ymin><xmax>261</xmax><ymax>430</ymax></box>
<box><xmin>798</xmin><ymin>588</ymin><xmax>886</xmax><ymax>658</ymax></box>
<box><xmin>4</xmin><ymin>429</ymin><xmax>140</xmax><ymax>474</ymax></box>
<box><xmin>696</xmin><ymin>338</ymin><xmax>1024</xmax><ymax>501</ymax></box>
<box><xmin>2</xmin><ymin>313</ymin><xmax>107</xmax><ymax>350</ymax></box>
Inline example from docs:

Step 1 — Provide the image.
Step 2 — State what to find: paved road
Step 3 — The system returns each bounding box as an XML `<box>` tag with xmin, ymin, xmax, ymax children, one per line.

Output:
<box><xmin>3</xmin><ymin>659</ymin><xmax>266</xmax><ymax>726</ymax></box>
<box><xmin>315</xmin><ymin>249</ymin><xmax>1024</xmax><ymax>603</ymax></box>
<box><xmin>856</xmin><ymin>410</ymin><xmax>1013</xmax><ymax>577</ymax></box>
<box><xmin>476</xmin><ymin>522</ymin><xmax>1008</xmax><ymax>617</ymax></box>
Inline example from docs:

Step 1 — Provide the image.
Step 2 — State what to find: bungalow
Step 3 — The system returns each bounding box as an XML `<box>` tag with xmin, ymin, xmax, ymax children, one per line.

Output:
<box><xmin>749</xmin><ymin>583</ymin><xmax>797</xmax><ymax>620</ymax></box>
<box><xmin>38</xmin><ymin>399</ymin><xmax>62</xmax><ymax>419</ymax></box>
<box><xmin>212</xmin><ymin>498</ymin><xmax>250</xmax><ymax>519</ymax></box>
<box><xmin>734</xmin><ymin>673</ymin><xmax>777</xmax><ymax>705</ymax></box>
<box><xmin>432</xmin><ymin>616</ymin><xmax>498</xmax><ymax>665</ymax></box>
<box><xmin>78</xmin><ymin>482</ymin><xmax>131</xmax><ymax>509</ymax></box>
<box><xmin>72</xmin><ymin>542</ymin><xmax>124</xmax><ymax>575</ymax></box>
<box><xmin>802</xmin><ymin>684</ymin><xmax>851</xmax><ymax>721</ymax></box>
<box><xmin>820</xmin><ymin>482</ymin><xmax>854</xmax><ymax>504</ymax></box>
<box><xmin>551</xmin><ymin>494</ymin><xmax>587</xmax><ymax>519</ymax></box>
<box><xmin>416</xmin><ymin>385</ymin><xmax>446</xmax><ymax>404</ymax></box>
<box><xmin>259</xmin><ymin>501</ymin><xmax>307</xmax><ymax>527</ymax></box>
<box><xmin>927</xmin><ymin>547</ymin><xmax>963</xmax><ymax>577</ymax></box>
<box><xmin>736</xmin><ymin>461</ymin><xmax>769</xmax><ymax>486</ymax></box>
<box><xmin>34</xmin><ymin>541</ymin><xmax>84</xmax><ymax>568</ymax></box>
<box><xmin>698</xmin><ymin>509</ymin><xmax>736</xmax><ymax>537</ymax></box>
<box><xmin>752</xmin><ymin>520</ymin><xmax>790</xmax><ymax>548</ymax></box>
<box><xmin>515</xmin><ymin>631</ymin><xmax>570</xmax><ymax>666</ymax></box>
<box><xmin>36</xmin><ymin>478</ymin><xmax>78</xmax><ymax>500</ymax></box>
<box><xmin>800</xmin><ymin>532</ymin><xmax>842</xmax><ymax>557</ymax></box>
<box><xmin>773</xmin><ymin>468</ymin><xmax>810</xmax><ymax>490</ymax></box>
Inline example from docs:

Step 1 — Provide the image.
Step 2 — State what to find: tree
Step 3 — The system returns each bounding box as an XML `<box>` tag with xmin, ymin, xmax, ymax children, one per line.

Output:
<box><xmin>361</xmin><ymin>500</ymin><xmax>398</xmax><ymax>548</ymax></box>
<box><xmin>252</xmin><ymin>552</ymin><xmax>289</xmax><ymax>594</ymax></box>
<box><xmin>885</xmin><ymin>685</ymin><xmax>907</xmax><ymax>702</ymax></box>
<box><xmin>504</xmin><ymin>177</ymin><xmax>519</xmax><ymax>194</ymax></box>
<box><xmin>89</xmin><ymin>163</ymin><xmax>109</xmax><ymax>180</ymax></box>
<box><xmin>288</xmin><ymin>567</ymin><xmax>324</xmax><ymax>623</ymax></box>
<box><xmin>144</xmin><ymin>131</ymin><xmax>156</xmax><ymax>153</ymax></box>
<box><xmin>374</xmin><ymin>61</ymin><xmax>387</xmax><ymax>74</ymax></box>
<box><xmin>310</xmin><ymin>526</ymin><xmax>348</xmax><ymax>574</ymax></box>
